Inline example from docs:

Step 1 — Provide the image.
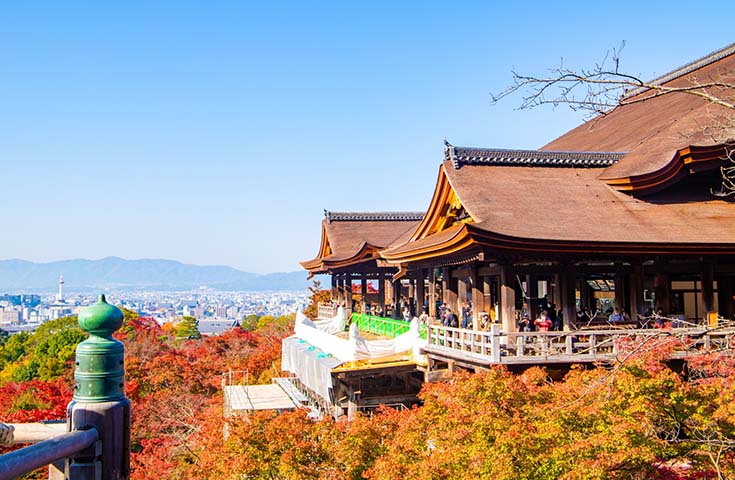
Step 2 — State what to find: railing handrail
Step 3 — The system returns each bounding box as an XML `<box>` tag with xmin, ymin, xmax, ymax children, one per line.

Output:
<box><xmin>317</xmin><ymin>304</ymin><xmax>338</xmax><ymax>319</ymax></box>
<box><xmin>0</xmin><ymin>428</ymin><xmax>98</xmax><ymax>480</ymax></box>
<box><xmin>425</xmin><ymin>324</ymin><xmax>735</xmax><ymax>363</ymax></box>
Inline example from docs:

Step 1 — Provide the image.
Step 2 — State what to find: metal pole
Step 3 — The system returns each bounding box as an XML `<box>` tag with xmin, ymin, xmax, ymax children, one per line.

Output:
<box><xmin>0</xmin><ymin>429</ymin><xmax>98</xmax><ymax>480</ymax></box>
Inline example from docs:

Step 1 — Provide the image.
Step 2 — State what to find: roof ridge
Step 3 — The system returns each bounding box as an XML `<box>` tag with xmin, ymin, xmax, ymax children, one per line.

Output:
<box><xmin>622</xmin><ymin>42</ymin><xmax>735</xmax><ymax>100</ymax></box>
<box><xmin>444</xmin><ymin>145</ymin><xmax>625</xmax><ymax>169</ymax></box>
<box><xmin>324</xmin><ymin>211</ymin><xmax>425</xmax><ymax>223</ymax></box>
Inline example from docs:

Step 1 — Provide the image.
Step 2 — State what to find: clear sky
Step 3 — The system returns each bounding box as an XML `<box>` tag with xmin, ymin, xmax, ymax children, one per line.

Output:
<box><xmin>1</xmin><ymin>1</ymin><xmax>733</xmax><ymax>273</ymax></box>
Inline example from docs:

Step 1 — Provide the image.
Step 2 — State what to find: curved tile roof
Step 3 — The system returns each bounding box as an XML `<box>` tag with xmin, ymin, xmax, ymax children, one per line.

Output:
<box><xmin>446</xmin><ymin>146</ymin><xmax>624</xmax><ymax>169</ymax></box>
<box><xmin>543</xmin><ymin>44</ymin><xmax>735</xmax><ymax>180</ymax></box>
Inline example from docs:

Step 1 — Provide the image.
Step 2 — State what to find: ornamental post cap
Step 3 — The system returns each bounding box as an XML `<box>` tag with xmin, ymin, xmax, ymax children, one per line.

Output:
<box><xmin>78</xmin><ymin>294</ymin><xmax>124</xmax><ymax>338</ymax></box>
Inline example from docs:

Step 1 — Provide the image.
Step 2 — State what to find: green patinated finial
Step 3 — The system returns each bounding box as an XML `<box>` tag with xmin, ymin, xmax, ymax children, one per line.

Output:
<box><xmin>78</xmin><ymin>294</ymin><xmax>124</xmax><ymax>338</ymax></box>
<box><xmin>74</xmin><ymin>294</ymin><xmax>126</xmax><ymax>402</ymax></box>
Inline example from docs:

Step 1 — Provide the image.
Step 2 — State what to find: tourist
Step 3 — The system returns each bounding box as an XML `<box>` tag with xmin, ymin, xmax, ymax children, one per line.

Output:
<box><xmin>479</xmin><ymin>312</ymin><xmax>490</xmax><ymax>331</ymax></box>
<box><xmin>518</xmin><ymin>311</ymin><xmax>531</xmax><ymax>332</ymax></box>
<box><xmin>461</xmin><ymin>303</ymin><xmax>471</xmax><ymax>329</ymax></box>
<box><xmin>555</xmin><ymin>307</ymin><xmax>564</xmax><ymax>331</ymax></box>
<box><xmin>609</xmin><ymin>307</ymin><xmax>624</xmax><ymax>323</ymax></box>
<box><xmin>445</xmin><ymin>308</ymin><xmax>459</xmax><ymax>328</ymax></box>
<box><xmin>534</xmin><ymin>310</ymin><xmax>552</xmax><ymax>332</ymax></box>
<box><xmin>547</xmin><ymin>303</ymin><xmax>558</xmax><ymax>330</ymax></box>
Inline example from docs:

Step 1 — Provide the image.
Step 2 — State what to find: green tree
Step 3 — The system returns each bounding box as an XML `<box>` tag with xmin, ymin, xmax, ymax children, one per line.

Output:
<box><xmin>241</xmin><ymin>314</ymin><xmax>259</xmax><ymax>332</ymax></box>
<box><xmin>176</xmin><ymin>316</ymin><xmax>201</xmax><ymax>339</ymax></box>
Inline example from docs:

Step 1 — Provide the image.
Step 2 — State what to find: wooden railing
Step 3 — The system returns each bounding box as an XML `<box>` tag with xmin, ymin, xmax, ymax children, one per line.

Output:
<box><xmin>425</xmin><ymin>324</ymin><xmax>735</xmax><ymax>365</ymax></box>
<box><xmin>318</xmin><ymin>304</ymin><xmax>338</xmax><ymax>320</ymax></box>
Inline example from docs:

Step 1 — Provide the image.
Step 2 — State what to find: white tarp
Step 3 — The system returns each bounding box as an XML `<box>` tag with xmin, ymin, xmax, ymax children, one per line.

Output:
<box><xmin>292</xmin><ymin>310</ymin><xmax>426</xmax><ymax>363</ymax></box>
<box><xmin>282</xmin><ymin>311</ymin><xmax>429</xmax><ymax>402</ymax></box>
<box><xmin>311</xmin><ymin>306</ymin><xmax>346</xmax><ymax>334</ymax></box>
<box><xmin>281</xmin><ymin>336</ymin><xmax>342</xmax><ymax>402</ymax></box>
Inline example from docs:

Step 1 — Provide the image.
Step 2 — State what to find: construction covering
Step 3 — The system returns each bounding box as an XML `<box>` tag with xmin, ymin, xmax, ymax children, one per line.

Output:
<box><xmin>281</xmin><ymin>311</ymin><xmax>427</xmax><ymax>402</ymax></box>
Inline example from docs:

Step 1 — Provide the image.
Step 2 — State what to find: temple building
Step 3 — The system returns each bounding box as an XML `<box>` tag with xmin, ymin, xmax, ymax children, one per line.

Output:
<box><xmin>380</xmin><ymin>42</ymin><xmax>735</xmax><ymax>333</ymax></box>
<box><xmin>300</xmin><ymin>211</ymin><xmax>423</xmax><ymax>317</ymax></box>
<box><xmin>287</xmin><ymin>43</ymin><xmax>735</xmax><ymax>414</ymax></box>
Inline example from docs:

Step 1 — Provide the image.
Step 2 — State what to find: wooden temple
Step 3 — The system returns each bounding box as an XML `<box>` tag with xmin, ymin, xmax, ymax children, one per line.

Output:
<box><xmin>300</xmin><ymin>210</ymin><xmax>423</xmax><ymax>317</ymax></box>
<box><xmin>289</xmin><ymin>43</ymin><xmax>735</xmax><ymax>415</ymax></box>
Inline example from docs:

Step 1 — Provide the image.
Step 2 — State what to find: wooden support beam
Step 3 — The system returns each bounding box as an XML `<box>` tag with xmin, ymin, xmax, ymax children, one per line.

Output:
<box><xmin>443</xmin><ymin>267</ymin><xmax>458</xmax><ymax>314</ymax></box>
<box><xmin>407</xmin><ymin>277</ymin><xmax>415</xmax><ymax>316</ymax></box>
<box><xmin>428</xmin><ymin>268</ymin><xmax>437</xmax><ymax>318</ymax></box>
<box><xmin>560</xmin><ymin>267</ymin><xmax>576</xmax><ymax>331</ymax></box>
<box><xmin>378</xmin><ymin>271</ymin><xmax>386</xmax><ymax>316</ymax></box>
<box><xmin>345</xmin><ymin>273</ymin><xmax>353</xmax><ymax>311</ymax></box>
<box><xmin>551</xmin><ymin>272</ymin><xmax>562</xmax><ymax>311</ymax></box>
<box><xmin>526</xmin><ymin>274</ymin><xmax>539</xmax><ymax>324</ymax></box>
<box><xmin>416</xmin><ymin>270</ymin><xmax>425</xmax><ymax>315</ymax></box>
<box><xmin>361</xmin><ymin>274</ymin><xmax>368</xmax><ymax>314</ymax></box>
<box><xmin>654</xmin><ymin>273</ymin><xmax>671</xmax><ymax>314</ymax></box>
<box><xmin>471</xmin><ymin>264</ymin><xmax>483</xmax><ymax>330</ymax></box>
<box><xmin>392</xmin><ymin>279</ymin><xmax>402</xmax><ymax>319</ymax></box>
<box><xmin>702</xmin><ymin>263</ymin><xmax>715</xmax><ymax>321</ymax></box>
<box><xmin>500</xmin><ymin>265</ymin><xmax>516</xmax><ymax>332</ymax></box>
<box><xmin>717</xmin><ymin>275</ymin><xmax>734</xmax><ymax>319</ymax></box>
<box><xmin>457</xmin><ymin>273</ymin><xmax>467</xmax><ymax>318</ymax></box>
<box><xmin>614</xmin><ymin>273</ymin><xmax>626</xmax><ymax>311</ymax></box>
<box><xmin>629</xmin><ymin>264</ymin><xmax>644</xmax><ymax>322</ymax></box>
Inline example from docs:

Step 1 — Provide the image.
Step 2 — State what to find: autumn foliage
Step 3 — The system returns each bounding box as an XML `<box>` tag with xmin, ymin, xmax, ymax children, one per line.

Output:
<box><xmin>2</xmin><ymin>310</ymin><xmax>734</xmax><ymax>479</ymax></box>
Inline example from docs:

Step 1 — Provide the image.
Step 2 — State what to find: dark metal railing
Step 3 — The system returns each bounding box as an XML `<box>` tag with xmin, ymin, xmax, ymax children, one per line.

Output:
<box><xmin>0</xmin><ymin>429</ymin><xmax>98</xmax><ymax>480</ymax></box>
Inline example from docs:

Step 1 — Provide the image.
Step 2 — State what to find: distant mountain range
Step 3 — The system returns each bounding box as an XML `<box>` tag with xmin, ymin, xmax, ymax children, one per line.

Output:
<box><xmin>0</xmin><ymin>257</ymin><xmax>319</xmax><ymax>293</ymax></box>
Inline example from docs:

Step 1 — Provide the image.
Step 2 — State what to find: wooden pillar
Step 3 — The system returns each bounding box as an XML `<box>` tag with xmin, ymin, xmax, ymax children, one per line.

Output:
<box><xmin>415</xmin><ymin>269</ymin><xmax>425</xmax><ymax>315</ymax></box>
<box><xmin>378</xmin><ymin>271</ymin><xmax>386</xmax><ymax>316</ymax></box>
<box><xmin>360</xmin><ymin>273</ymin><xmax>368</xmax><ymax>314</ymax></box>
<box><xmin>345</xmin><ymin>273</ymin><xmax>353</xmax><ymax>311</ymax></box>
<box><xmin>614</xmin><ymin>273</ymin><xmax>626</xmax><ymax>311</ymax></box>
<box><xmin>526</xmin><ymin>274</ymin><xmax>539</xmax><ymax>322</ymax></box>
<box><xmin>428</xmin><ymin>268</ymin><xmax>437</xmax><ymax>318</ymax></box>
<box><xmin>407</xmin><ymin>276</ymin><xmax>415</xmax><ymax>316</ymax></box>
<box><xmin>457</xmin><ymin>274</ymin><xmax>467</xmax><ymax>316</ymax></box>
<box><xmin>551</xmin><ymin>272</ymin><xmax>562</xmax><ymax>310</ymax></box>
<box><xmin>471</xmin><ymin>264</ymin><xmax>483</xmax><ymax>330</ymax></box>
<box><xmin>560</xmin><ymin>266</ymin><xmax>576</xmax><ymax>331</ymax></box>
<box><xmin>653</xmin><ymin>273</ymin><xmax>670</xmax><ymax>315</ymax></box>
<box><xmin>717</xmin><ymin>275</ymin><xmax>734</xmax><ymax>319</ymax></box>
<box><xmin>629</xmin><ymin>264</ymin><xmax>644</xmax><ymax>322</ymax></box>
<box><xmin>330</xmin><ymin>275</ymin><xmax>337</xmax><ymax>302</ymax></box>
<box><xmin>579</xmin><ymin>275</ymin><xmax>590</xmax><ymax>311</ymax></box>
<box><xmin>702</xmin><ymin>263</ymin><xmax>715</xmax><ymax>320</ymax></box>
<box><xmin>336</xmin><ymin>274</ymin><xmax>343</xmax><ymax>304</ymax></box>
<box><xmin>499</xmin><ymin>264</ymin><xmax>516</xmax><ymax>332</ymax></box>
<box><xmin>444</xmin><ymin>268</ymin><xmax>458</xmax><ymax>316</ymax></box>
<box><xmin>483</xmin><ymin>275</ymin><xmax>493</xmax><ymax>315</ymax></box>
<box><xmin>392</xmin><ymin>279</ymin><xmax>401</xmax><ymax>319</ymax></box>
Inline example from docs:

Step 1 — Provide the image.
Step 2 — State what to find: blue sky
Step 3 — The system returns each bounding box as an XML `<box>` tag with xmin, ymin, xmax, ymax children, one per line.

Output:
<box><xmin>1</xmin><ymin>1</ymin><xmax>733</xmax><ymax>273</ymax></box>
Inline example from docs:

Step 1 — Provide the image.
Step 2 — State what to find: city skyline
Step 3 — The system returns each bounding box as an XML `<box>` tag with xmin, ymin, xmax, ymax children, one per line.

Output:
<box><xmin>1</xmin><ymin>1</ymin><xmax>733</xmax><ymax>273</ymax></box>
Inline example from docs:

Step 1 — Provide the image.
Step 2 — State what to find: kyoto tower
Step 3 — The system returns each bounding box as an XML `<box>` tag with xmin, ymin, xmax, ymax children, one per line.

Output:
<box><xmin>57</xmin><ymin>275</ymin><xmax>64</xmax><ymax>302</ymax></box>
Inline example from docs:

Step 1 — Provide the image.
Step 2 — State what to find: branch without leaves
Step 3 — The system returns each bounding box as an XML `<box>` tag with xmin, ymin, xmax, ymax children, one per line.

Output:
<box><xmin>492</xmin><ymin>42</ymin><xmax>735</xmax><ymax>117</ymax></box>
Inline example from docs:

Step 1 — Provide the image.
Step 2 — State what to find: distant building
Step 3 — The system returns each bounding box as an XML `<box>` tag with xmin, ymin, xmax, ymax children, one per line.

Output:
<box><xmin>0</xmin><ymin>308</ymin><xmax>21</xmax><ymax>325</ymax></box>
